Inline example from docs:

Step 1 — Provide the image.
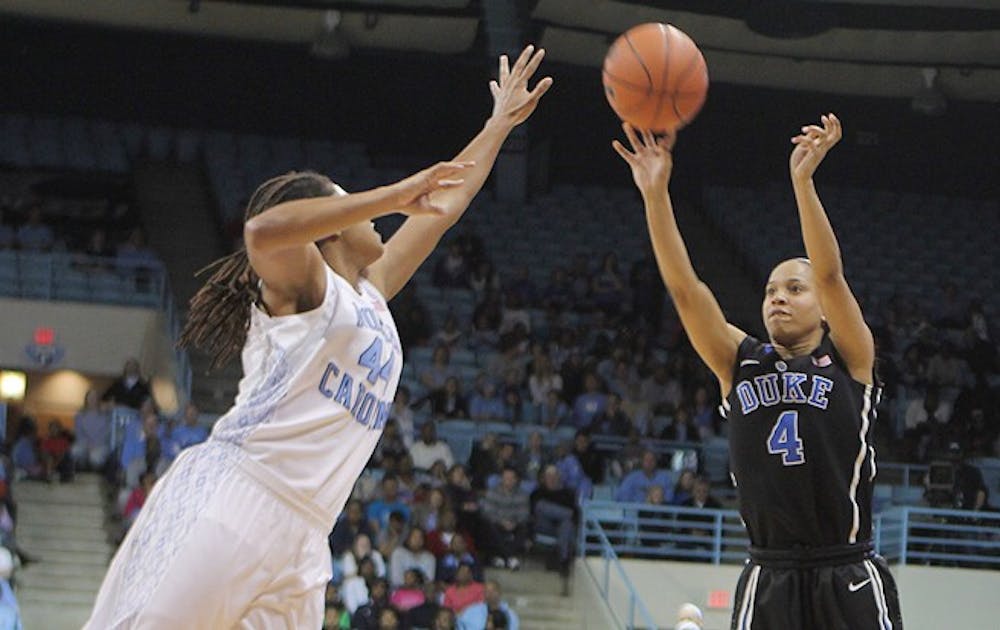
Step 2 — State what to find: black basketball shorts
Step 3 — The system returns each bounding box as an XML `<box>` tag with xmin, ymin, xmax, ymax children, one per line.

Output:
<box><xmin>730</xmin><ymin>543</ymin><xmax>903</xmax><ymax>630</ymax></box>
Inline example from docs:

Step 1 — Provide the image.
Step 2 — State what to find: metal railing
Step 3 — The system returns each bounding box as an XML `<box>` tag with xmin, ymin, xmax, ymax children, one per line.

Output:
<box><xmin>582</xmin><ymin>501</ymin><xmax>1000</xmax><ymax>570</ymax></box>
<box><xmin>110</xmin><ymin>406</ymin><xmax>140</xmax><ymax>453</ymax></box>
<box><xmin>880</xmin><ymin>506</ymin><xmax>1000</xmax><ymax>568</ymax></box>
<box><xmin>1</xmin><ymin>250</ymin><xmax>191</xmax><ymax>403</ymax></box>
<box><xmin>581</xmin><ymin>516</ymin><xmax>659</xmax><ymax>630</ymax></box>
<box><xmin>582</xmin><ymin>501</ymin><xmax>749</xmax><ymax>565</ymax></box>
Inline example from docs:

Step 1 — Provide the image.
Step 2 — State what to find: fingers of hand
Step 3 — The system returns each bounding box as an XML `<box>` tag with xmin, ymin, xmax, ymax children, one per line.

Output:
<box><xmin>622</xmin><ymin>122</ymin><xmax>643</xmax><ymax>153</ymax></box>
<box><xmin>529</xmin><ymin>76</ymin><xmax>553</xmax><ymax>101</ymax></box>
<box><xmin>828</xmin><ymin>112</ymin><xmax>843</xmax><ymax>141</ymax></box>
<box><xmin>489</xmin><ymin>80</ymin><xmax>500</xmax><ymax>98</ymax></box>
<box><xmin>436</xmin><ymin>179</ymin><xmax>464</xmax><ymax>189</ymax></box>
<box><xmin>612</xmin><ymin>139</ymin><xmax>635</xmax><ymax>163</ymax></box>
<box><xmin>499</xmin><ymin>55</ymin><xmax>510</xmax><ymax>83</ymax></box>
<box><xmin>511</xmin><ymin>45</ymin><xmax>535</xmax><ymax>77</ymax></box>
<box><xmin>791</xmin><ymin>131</ymin><xmax>824</xmax><ymax>148</ymax></box>
<box><xmin>433</xmin><ymin>161</ymin><xmax>474</xmax><ymax>178</ymax></box>
<box><xmin>641</xmin><ymin>128</ymin><xmax>656</xmax><ymax>150</ymax></box>
<box><xmin>521</xmin><ymin>47</ymin><xmax>546</xmax><ymax>80</ymax></box>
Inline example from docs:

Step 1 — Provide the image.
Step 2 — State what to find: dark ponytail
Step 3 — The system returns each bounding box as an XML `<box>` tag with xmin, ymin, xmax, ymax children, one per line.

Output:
<box><xmin>179</xmin><ymin>171</ymin><xmax>335</xmax><ymax>369</ymax></box>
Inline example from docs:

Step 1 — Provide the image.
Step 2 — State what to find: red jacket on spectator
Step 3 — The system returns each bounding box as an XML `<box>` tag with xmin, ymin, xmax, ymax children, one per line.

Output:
<box><xmin>442</xmin><ymin>581</ymin><xmax>485</xmax><ymax>613</ymax></box>
<box><xmin>426</xmin><ymin>527</ymin><xmax>476</xmax><ymax>558</ymax></box>
<box><xmin>41</xmin><ymin>434</ymin><xmax>71</xmax><ymax>459</ymax></box>
<box><xmin>124</xmin><ymin>486</ymin><xmax>149</xmax><ymax>522</ymax></box>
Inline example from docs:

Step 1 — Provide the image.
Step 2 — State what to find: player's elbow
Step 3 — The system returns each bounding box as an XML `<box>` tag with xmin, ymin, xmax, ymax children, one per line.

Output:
<box><xmin>243</xmin><ymin>216</ymin><xmax>278</xmax><ymax>253</ymax></box>
<box><xmin>668</xmin><ymin>280</ymin><xmax>704</xmax><ymax>309</ymax></box>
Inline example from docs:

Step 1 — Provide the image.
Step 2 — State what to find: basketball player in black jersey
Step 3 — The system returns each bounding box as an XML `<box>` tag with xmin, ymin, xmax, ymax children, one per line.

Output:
<box><xmin>614</xmin><ymin>114</ymin><xmax>903</xmax><ymax>629</ymax></box>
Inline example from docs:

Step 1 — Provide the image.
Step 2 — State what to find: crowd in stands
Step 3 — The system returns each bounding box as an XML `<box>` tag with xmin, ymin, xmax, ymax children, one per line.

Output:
<box><xmin>0</xmin><ymin>189</ymin><xmax>160</xmax><ymax>269</ymax></box>
<box><xmin>396</xmin><ymin>224</ymin><xmax>1000</xmax><ymax>471</ymax></box>
<box><xmin>2</xmin><ymin>198</ymin><xmax>997</xmax><ymax>625</ymax></box>
<box><xmin>8</xmin><ymin>358</ymin><xmax>208</xmax><ymax>537</ymax></box>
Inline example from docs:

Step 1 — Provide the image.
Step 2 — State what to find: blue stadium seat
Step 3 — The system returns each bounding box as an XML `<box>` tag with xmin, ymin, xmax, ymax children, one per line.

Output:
<box><xmin>553</xmin><ymin>425</ymin><xmax>577</xmax><ymax>444</ymax></box>
<box><xmin>592</xmin><ymin>484</ymin><xmax>614</xmax><ymax>501</ymax></box>
<box><xmin>481</xmin><ymin>421</ymin><xmax>513</xmax><ymax>436</ymax></box>
<box><xmin>439</xmin><ymin>418</ymin><xmax>476</xmax><ymax>434</ymax></box>
<box><xmin>447</xmin><ymin>435</ymin><xmax>474</xmax><ymax>465</ymax></box>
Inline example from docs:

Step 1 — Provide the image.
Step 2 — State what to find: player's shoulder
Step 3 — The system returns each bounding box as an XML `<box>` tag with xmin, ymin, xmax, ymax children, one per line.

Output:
<box><xmin>735</xmin><ymin>334</ymin><xmax>774</xmax><ymax>363</ymax></box>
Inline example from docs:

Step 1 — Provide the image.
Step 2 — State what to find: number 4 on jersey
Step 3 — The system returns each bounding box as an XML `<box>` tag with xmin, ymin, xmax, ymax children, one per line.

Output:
<box><xmin>358</xmin><ymin>338</ymin><xmax>394</xmax><ymax>386</ymax></box>
<box><xmin>767</xmin><ymin>410</ymin><xmax>805</xmax><ymax>466</ymax></box>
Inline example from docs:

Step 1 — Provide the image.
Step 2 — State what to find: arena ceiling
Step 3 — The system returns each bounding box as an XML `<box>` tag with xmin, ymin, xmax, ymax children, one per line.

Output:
<box><xmin>1</xmin><ymin>0</ymin><xmax>999</xmax><ymax>102</ymax></box>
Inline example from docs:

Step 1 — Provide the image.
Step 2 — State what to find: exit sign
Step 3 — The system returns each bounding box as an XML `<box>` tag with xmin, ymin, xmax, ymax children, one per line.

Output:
<box><xmin>34</xmin><ymin>327</ymin><xmax>55</xmax><ymax>346</ymax></box>
<box><xmin>708</xmin><ymin>589</ymin><xmax>731</xmax><ymax>609</ymax></box>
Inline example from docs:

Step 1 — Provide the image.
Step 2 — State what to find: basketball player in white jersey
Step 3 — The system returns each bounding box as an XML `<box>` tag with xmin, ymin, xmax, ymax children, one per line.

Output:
<box><xmin>85</xmin><ymin>46</ymin><xmax>551</xmax><ymax>629</ymax></box>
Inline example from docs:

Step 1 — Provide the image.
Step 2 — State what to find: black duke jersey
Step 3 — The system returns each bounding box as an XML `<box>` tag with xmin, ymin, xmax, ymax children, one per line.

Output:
<box><xmin>721</xmin><ymin>333</ymin><xmax>880</xmax><ymax>549</ymax></box>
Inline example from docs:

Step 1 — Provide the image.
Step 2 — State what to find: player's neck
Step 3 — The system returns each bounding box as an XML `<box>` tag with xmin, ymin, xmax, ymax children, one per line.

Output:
<box><xmin>771</xmin><ymin>328</ymin><xmax>824</xmax><ymax>360</ymax></box>
<box><xmin>320</xmin><ymin>243</ymin><xmax>367</xmax><ymax>293</ymax></box>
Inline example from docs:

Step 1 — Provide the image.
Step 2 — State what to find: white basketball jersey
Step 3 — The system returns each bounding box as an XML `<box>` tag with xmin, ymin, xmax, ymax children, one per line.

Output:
<box><xmin>209</xmin><ymin>264</ymin><xmax>402</xmax><ymax>520</ymax></box>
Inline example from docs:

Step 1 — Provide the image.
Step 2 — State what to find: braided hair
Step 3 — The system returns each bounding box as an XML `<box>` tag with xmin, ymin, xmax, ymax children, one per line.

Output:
<box><xmin>179</xmin><ymin>171</ymin><xmax>335</xmax><ymax>369</ymax></box>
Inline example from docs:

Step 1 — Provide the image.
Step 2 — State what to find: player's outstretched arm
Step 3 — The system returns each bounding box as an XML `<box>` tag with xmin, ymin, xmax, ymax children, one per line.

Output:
<box><xmin>614</xmin><ymin>123</ymin><xmax>744</xmax><ymax>394</ymax></box>
<box><xmin>244</xmin><ymin>162</ymin><xmax>471</xmax><ymax>301</ymax></box>
<box><xmin>790</xmin><ymin>113</ymin><xmax>874</xmax><ymax>384</ymax></box>
<box><xmin>366</xmin><ymin>45</ymin><xmax>553</xmax><ymax>300</ymax></box>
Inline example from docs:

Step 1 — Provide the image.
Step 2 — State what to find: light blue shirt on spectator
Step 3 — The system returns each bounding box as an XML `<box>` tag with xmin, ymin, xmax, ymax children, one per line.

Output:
<box><xmin>555</xmin><ymin>454</ymin><xmax>586</xmax><ymax>492</ymax></box>
<box><xmin>366</xmin><ymin>500</ymin><xmax>411</xmax><ymax>531</ymax></box>
<box><xmin>119</xmin><ymin>420</ymin><xmax>167</xmax><ymax>469</ymax></box>
<box><xmin>171</xmin><ymin>425</ymin><xmax>208</xmax><ymax>451</ymax></box>
<box><xmin>572</xmin><ymin>392</ymin><xmax>607</xmax><ymax>428</ymax></box>
<box><xmin>470</xmin><ymin>395</ymin><xmax>505</xmax><ymax>420</ymax></box>
<box><xmin>614</xmin><ymin>469</ymin><xmax>674</xmax><ymax>503</ymax></box>
<box><xmin>11</xmin><ymin>439</ymin><xmax>37</xmax><ymax>473</ymax></box>
<box><xmin>74</xmin><ymin>410</ymin><xmax>111</xmax><ymax>450</ymax></box>
<box><xmin>458</xmin><ymin>601</ymin><xmax>519</xmax><ymax>630</ymax></box>
<box><xmin>0</xmin><ymin>579</ymin><xmax>21</xmax><ymax>630</ymax></box>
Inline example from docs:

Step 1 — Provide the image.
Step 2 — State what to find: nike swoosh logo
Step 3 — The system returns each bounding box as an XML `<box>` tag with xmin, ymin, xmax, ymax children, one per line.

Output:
<box><xmin>740</xmin><ymin>359</ymin><xmax>760</xmax><ymax>367</ymax></box>
<box><xmin>848</xmin><ymin>579</ymin><xmax>871</xmax><ymax>592</ymax></box>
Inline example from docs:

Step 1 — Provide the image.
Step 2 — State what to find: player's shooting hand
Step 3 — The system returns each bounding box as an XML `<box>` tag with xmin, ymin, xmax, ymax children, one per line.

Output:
<box><xmin>612</xmin><ymin>122</ymin><xmax>675</xmax><ymax>198</ymax></box>
<box><xmin>790</xmin><ymin>113</ymin><xmax>842</xmax><ymax>183</ymax></box>
<box><xmin>391</xmin><ymin>161</ymin><xmax>474</xmax><ymax>216</ymax></box>
<box><xmin>489</xmin><ymin>45</ymin><xmax>553</xmax><ymax>129</ymax></box>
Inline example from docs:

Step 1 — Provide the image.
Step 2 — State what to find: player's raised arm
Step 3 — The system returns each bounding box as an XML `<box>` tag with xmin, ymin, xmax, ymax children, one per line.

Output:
<box><xmin>365</xmin><ymin>45</ymin><xmax>553</xmax><ymax>300</ymax></box>
<box><xmin>789</xmin><ymin>113</ymin><xmax>874</xmax><ymax>384</ymax></box>
<box><xmin>613</xmin><ymin>123</ymin><xmax>744</xmax><ymax>394</ymax></box>
<box><xmin>243</xmin><ymin>163</ymin><xmax>471</xmax><ymax>303</ymax></box>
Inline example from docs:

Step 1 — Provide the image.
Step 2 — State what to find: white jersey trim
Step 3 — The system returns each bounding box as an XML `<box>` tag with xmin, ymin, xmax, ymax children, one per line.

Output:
<box><xmin>735</xmin><ymin>564</ymin><xmax>761</xmax><ymax>630</ymax></box>
<box><xmin>848</xmin><ymin>384</ymin><xmax>874</xmax><ymax>544</ymax></box>
<box><xmin>864</xmin><ymin>559</ymin><xmax>893</xmax><ymax>630</ymax></box>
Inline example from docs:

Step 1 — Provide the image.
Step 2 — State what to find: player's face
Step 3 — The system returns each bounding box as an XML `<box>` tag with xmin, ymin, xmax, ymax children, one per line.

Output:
<box><xmin>339</xmin><ymin>219</ymin><xmax>385</xmax><ymax>262</ymax></box>
<box><xmin>324</xmin><ymin>183</ymin><xmax>385</xmax><ymax>263</ymax></box>
<box><xmin>762</xmin><ymin>259</ymin><xmax>824</xmax><ymax>346</ymax></box>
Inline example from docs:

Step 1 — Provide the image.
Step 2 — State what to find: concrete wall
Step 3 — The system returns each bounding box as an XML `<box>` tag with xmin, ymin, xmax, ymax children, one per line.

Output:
<box><xmin>578</xmin><ymin>557</ymin><xmax>1000</xmax><ymax>630</ymax></box>
<box><xmin>0</xmin><ymin>298</ymin><xmax>180</xmax><ymax>414</ymax></box>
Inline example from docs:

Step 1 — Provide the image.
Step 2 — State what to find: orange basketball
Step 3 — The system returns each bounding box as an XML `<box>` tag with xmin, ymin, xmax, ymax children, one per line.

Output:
<box><xmin>602</xmin><ymin>22</ymin><xmax>709</xmax><ymax>132</ymax></box>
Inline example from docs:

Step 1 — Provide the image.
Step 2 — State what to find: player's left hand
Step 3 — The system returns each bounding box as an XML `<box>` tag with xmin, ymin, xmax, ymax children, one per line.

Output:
<box><xmin>489</xmin><ymin>45</ymin><xmax>553</xmax><ymax>128</ymax></box>
<box><xmin>613</xmin><ymin>122</ymin><xmax>675</xmax><ymax>198</ymax></box>
<box><xmin>790</xmin><ymin>113</ymin><xmax>842</xmax><ymax>182</ymax></box>
<box><xmin>391</xmin><ymin>160</ymin><xmax>474</xmax><ymax>216</ymax></box>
